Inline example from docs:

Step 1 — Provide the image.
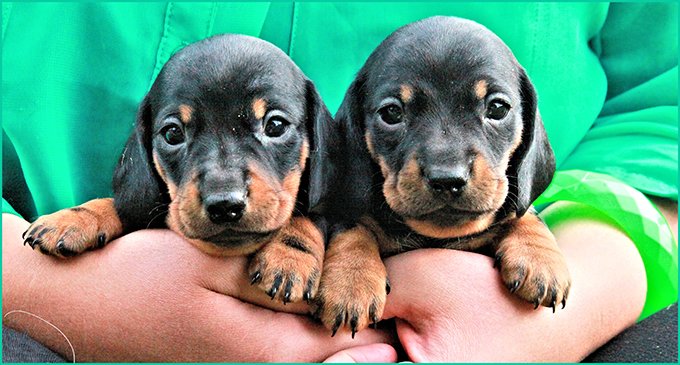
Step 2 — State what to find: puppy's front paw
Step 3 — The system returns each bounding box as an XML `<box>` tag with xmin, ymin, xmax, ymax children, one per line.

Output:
<box><xmin>24</xmin><ymin>210</ymin><xmax>101</xmax><ymax>257</ymax></box>
<box><xmin>248</xmin><ymin>218</ymin><xmax>324</xmax><ymax>304</ymax></box>
<box><xmin>315</xmin><ymin>266</ymin><xmax>388</xmax><ymax>338</ymax></box>
<box><xmin>495</xmin><ymin>216</ymin><xmax>571</xmax><ymax>311</ymax></box>
<box><xmin>22</xmin><ymin>199</ymin><xmax>121</xmax><ymax>258</ymax></box>
<box><xmin>313</xmin><ymin>225</ymin><xmax>388</xmax><ymax>338</ymax></box>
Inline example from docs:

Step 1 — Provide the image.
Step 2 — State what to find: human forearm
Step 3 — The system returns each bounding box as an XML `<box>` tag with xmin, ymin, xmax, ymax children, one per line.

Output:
<box><xmin>382</xmin><ymin>201</ymin><xmax>647</xmax><ymax>362</ymax></box>
<box><xmin>2</xmin><ymin>214</ymin><xmax>393</xmax><ymax>362</ymax></box>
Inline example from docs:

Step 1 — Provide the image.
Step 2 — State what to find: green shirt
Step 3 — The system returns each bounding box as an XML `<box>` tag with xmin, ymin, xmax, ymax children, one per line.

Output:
<box><xmin>2</xmin><ymin>2</ymin><xmax>677</xmax><ymax>316</ymax></box>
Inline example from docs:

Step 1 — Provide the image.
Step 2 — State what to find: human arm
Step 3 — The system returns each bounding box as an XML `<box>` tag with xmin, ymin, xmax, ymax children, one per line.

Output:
<box><xmin>2</xmin><ymin>213</ymin><xmax>394</xmax><ymax>362</ymax></box>
<box><xmin>379</xmin><ymin>199</ymin><xmax>654</xmax><ymax>362</ymax></box>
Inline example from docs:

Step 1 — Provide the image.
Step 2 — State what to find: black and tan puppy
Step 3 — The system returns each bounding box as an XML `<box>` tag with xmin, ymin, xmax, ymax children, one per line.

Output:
<box><xmin>311</xmin><ymin>16</ymin><xmax>571</xmax><ymax>336</ymax></box>
<box><xmin>23</xmin><ymin>34</ymin><xmax>331</xmax><ymax>304</ymax></box>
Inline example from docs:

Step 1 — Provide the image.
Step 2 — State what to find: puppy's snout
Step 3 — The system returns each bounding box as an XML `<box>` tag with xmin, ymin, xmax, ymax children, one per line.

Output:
<box><xmin>204</xmin><ymin>191</ymin><xmax>247</xmax><ymax>224</ymax></box>
<box><xmin>426</xmin><ymin>165</ymin><xmax>469</xmax><ymax>196</ymax></box>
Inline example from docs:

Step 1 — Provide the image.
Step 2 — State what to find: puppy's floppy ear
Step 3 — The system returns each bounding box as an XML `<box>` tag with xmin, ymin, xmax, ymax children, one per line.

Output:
<box><xmin>299</xmin><ymin>79</ymin><xmax>334</xmax><ymax>213</ymax></box>
<box><xmin>504</xmin><ymin>68</ymin><xmax>556</xmax><ymax>217</ymax></box>
<box><xmin>113</xmin><ymin>95</ymin><xmax>169</xmax><ymax>232</ymax></box>
<box><xmin>309</xmin><ymin>73</ymin><xmax>376</xmax><ymax>223</ymax></box>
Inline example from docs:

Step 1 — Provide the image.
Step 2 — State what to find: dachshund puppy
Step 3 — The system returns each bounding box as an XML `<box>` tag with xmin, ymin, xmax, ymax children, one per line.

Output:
<box><xmin>23</xmin><ymin>34</ymin><xmax>332</xmax><ymax>304</ymax></box>
<box><xmin>311</xmin><ymin>16</ymin><xmax>571</xmax><ymax>336</ymax></box>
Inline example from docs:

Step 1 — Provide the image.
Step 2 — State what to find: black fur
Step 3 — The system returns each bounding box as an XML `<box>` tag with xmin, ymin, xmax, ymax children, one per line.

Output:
<box><xmin>312</xmin><ymin>16</ymin><xmax>555</xmax><ymax>248</ymax></box>
<box><xmin>112</xmin><ymin>34</ymin><xmax>332</xmax><ymax>246</ymax></box>
<box><xmin>113</xmin><ymin>95</ymin><xmax>167</xmax><ymax>231</ymax></box>
<box><xmin>503</xmin><ymin>69</ymin><xmax>556</xmax><ymax>216</ymax></box>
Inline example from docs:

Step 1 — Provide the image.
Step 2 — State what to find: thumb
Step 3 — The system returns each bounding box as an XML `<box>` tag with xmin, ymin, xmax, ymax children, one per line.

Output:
<box><xmin>323</xmin><ymin>343</ymin><xmax>397</xmax><ymax>363</ymax></box>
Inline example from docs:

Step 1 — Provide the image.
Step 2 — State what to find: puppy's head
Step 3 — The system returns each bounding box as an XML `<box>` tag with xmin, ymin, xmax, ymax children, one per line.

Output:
<box><xmin>339</xmin><ymin>17</ymin><xmax>554</xmax><ymax>239</ymax></box>
<box><xmin>113</xmin><ymin>34</ymin><xmax>330</xmax><ymax>255</ymax></box>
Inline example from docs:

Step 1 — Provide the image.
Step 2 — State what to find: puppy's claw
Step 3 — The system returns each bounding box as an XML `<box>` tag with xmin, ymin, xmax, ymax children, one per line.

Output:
<box><xmin>22</xmin><ymin>229</ymin><xmax>28</xmax><ymax>240</ymax></box>
<box><xmin>24</xmin><ymin>236</ymin><xmax>35</xmax><ymax>248</ymax></box>
<box><xmin>508</xmin><ymin>280</ymin><xmax>520</xmax><ymax>293</ymax></box>
<box><xmin>493</xmin><ymin>254</ymin><xmax>502</xmax><ymax>268</ymax></box>
<box><xmin>282</xmin><ymin>280</ymin><xmax>293</xmax><ymax>304</ymax></box>
<box><xmin>56</xmin><ymin>240</ymin><xmax>77</xmax><ymax>257</ymax></box>
<box><xmin>385</xmin><ymin>278</ymin><xmax>391</xmax><ymax>295</ymax></box>
<box><xmin>369</xmin><ymin>302</ymin><xmax>379</xmax><ymax>329</ymax></box>
<box><xmin>350</xmin><ymin>316</ymin><xmax>358</xmax><ymax>339</ymax></box>
<box><xmin>250</xmin><ymin>271</ymin><xmax>262</xmax><ymax>285</ymax></box>
<box><xmin>561</xmin><ymin>298</ymin><xmax>567</xmax><ymax>309</ymax></box>
<box><xmin>267</xmin><ymin>274</ymin><xmax>283</xmax><ymax>300</ymax></box>
<box><xmin>97</xmin><ymin>233</ymin><xmax>107</xmax><ymax>248</ymax></box>
<box><xmin>550</xmin><ymin>290</ymin><xmax>558</xmax><ymax>313</ymax></box>
<box><xmin>304</xmin><ymin>276</ymin><xmax>316</xmax><ymax>303</ymax></box>
<box><xmin>533</xmin><ymin>300</ymin><xmax>540</xmax><ymax>310</ymax></box>
<box><xmin>331</xmin><ymin>313</ymin><xmax>343</xmax><ymax>337</ymax></box>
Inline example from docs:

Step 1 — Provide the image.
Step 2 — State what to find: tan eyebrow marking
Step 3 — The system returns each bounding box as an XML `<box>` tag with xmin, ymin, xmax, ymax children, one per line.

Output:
<box><xmin>178</xmin><ymin>104</ymin><xmax>193</xmax><ymax>124</ymax></box>
<box><xmin>400</xmin><ymin>84</ymin><xmax>413</xmax><ymax>103</ymax></box>
<box><xmin>252</xmin><ymin>98</ymin><xmax>267</xmax><ymax>120</ymax></box>
<box><xmin>474</xmin><ymin>80</ymin><xmax>488</xmax><ymax>99</ymax></box>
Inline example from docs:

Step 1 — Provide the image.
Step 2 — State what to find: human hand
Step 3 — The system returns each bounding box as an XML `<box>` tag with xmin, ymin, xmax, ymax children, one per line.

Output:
<box><xmin>2</xmin><ymin>214</ymin><xmax>393</xmax><ymax>362</ymax></box>
<box><xmin>323</xmin><ymin>343</ymin><xmax>397</xmax><ymax>363</ymax></box>
<box><xmin>380</xmin><ymin>202</ymin><xmax>647</xmax><ymax>362</ymax></box>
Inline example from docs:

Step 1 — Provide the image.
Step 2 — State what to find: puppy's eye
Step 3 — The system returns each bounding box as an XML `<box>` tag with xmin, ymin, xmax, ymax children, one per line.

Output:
<box><xmin>486</xmin><ymin>100</ymin><xmax>510</xmax><ymax>120</ymax></box>
<box><xmin>161</xmin><ymin>125</ymin><xmax>185</xmax><ymax>145</ymax></box>
<box><xmin>378</xmin><ymin>104</ymin><xmax>403</xmax><ymax>125</ymax></box>
<box><xmin>264</xmin><ymin>116</ymin><xmax>289</xmax><ymax>138</ymax></box>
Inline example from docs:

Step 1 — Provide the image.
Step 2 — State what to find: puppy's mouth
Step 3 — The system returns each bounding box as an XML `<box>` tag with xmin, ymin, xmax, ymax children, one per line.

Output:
<box><xmin>171</xmin><ymin>206</ymin><xmax>285</xmax><ymax>247</ymax></box>
<box><xmin>386</xmin><ymin>178</ymin><xmax>501</xmax><ymax>220</ymax></box>
<box><xmin>422</xmin><ymin>205</ymin><xmax>494</xmax><ymax>218</ymax></box>
<box><xmin>402</xmin><ymin>204</ymin><xmax>499</xmax><ymax>240</ymax></box>
<box><xmin>406</xmin><ymin>205</ymin><xmax>495</xmax><ymax>226</ymax></box>
<box><xmin>199</xmin><ymin>227</ymin><xmax>278</xmax><ymax>247</ymax></box>
<box><xmin>166</xmin><ymin>211</ymin><xmax>281</xmax><ymax>255</ymax></box>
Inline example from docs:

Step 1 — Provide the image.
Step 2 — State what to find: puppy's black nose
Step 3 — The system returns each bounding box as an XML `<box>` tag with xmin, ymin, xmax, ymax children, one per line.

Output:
<box><xmin>426</xmin><ymin>166</ymin><xmax>469</xmax><ymax>196</ymax></box>
<box><xmin>204</xmin><ymin>192</ymin><xmax>246</xmax><ymax>224</ymax></box>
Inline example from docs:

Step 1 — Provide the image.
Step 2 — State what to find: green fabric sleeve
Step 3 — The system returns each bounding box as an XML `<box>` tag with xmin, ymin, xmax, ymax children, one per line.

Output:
<box><xmin>3</xmin><ymin>198</ymin><xmax>20</xmax><ymax>217</ymax></box>
<box><xmin>536</xmin><ymin>170</ymin><xmax>678</xmax><ymax>321</ymax></box>
<box><xmin>560</xmin><ymin>3</ymin><xmax>678</xmax><ymax>200</ymax></box>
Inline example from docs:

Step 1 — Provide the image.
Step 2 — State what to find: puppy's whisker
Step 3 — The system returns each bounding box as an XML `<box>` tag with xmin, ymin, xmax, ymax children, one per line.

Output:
<box><xmin>146</xmin><ymin>209</ymin><xmax>169</xmax><ymax>229</ymax></box>
<box><xmin>148</xmin><ymin>203</ymin><xmax>169</xmax><ymax>215</ymax></box>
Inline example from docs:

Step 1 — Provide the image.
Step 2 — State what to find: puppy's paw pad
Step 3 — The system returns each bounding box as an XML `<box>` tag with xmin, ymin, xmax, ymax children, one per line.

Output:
<box><xmin>248</xmin><ymin>234</ymin><xmax>321</xmax><ymax>304</ymax></box>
